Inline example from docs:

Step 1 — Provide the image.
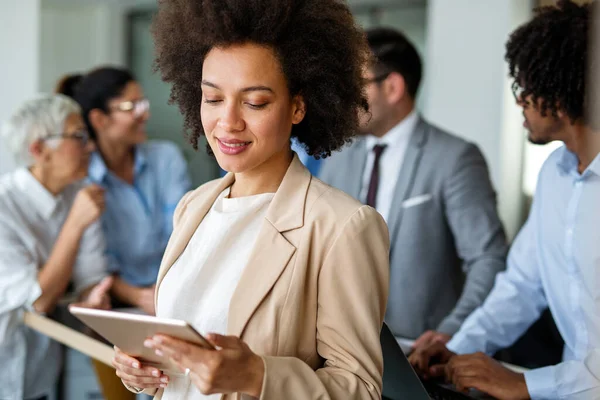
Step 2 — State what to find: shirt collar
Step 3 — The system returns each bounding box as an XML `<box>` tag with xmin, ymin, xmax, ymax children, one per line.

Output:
<box><xmin>587</xmin><ymin>151</ymin><xmax>600</xmax><ymax>176</ymax></box>
<box><xmin>133</xmin><ymin>145</ymin><xmax>147</xmax><ymax>176</ymax></box>
<box><xmin>365</xmin><ymin>110</ymin><xmax>419</xmax><ymax>151</ymax></box>
<box><xmin>88</xmin><ymin>152</ymin><xmax>109</xmax><ymax>184</ymax></box>
<box><xmin>14</xmin><ymin>168</ymin><xmax>62</xmax><ymax>220</ymax></box>
<box><xmin>87</xmin><ymin>145</ymin><xmax>147</xmax><ymax>184</ymax></box>
<box><xmin>556</xmin><ymin>145</ymin><xmax>600</xmax><ymax>177</ymax></box>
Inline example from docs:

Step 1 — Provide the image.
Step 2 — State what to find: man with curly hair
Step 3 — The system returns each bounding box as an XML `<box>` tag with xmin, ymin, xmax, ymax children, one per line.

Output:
<box><xmin>409</xmin><ymin>1</ymin><xmax>600</xmax><ymax>399</ymax></box>
<box><xmin>320</xmin><ymin>27</ymin><xmax>508</xmax><ymax>348</ymax></box>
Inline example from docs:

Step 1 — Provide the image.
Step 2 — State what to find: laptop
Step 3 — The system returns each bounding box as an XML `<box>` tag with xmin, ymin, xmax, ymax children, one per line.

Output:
<box><xmin>380</xmin><ymin>323</ymin><xmax>496</xmax><ymax>400</ymax></box>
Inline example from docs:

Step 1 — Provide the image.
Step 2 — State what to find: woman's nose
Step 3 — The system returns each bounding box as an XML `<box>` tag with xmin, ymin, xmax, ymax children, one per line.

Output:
<box><xmin>217</xmin><ymin>104</ymin><xmax>245</xmax><ymax>132</ymax></box>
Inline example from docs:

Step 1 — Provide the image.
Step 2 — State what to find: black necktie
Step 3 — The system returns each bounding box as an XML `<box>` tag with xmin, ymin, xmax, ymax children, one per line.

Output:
<box><xmin>366</xmin><ymin>144</ymin><xmax>387</xmax><ymax>208</ymax></box>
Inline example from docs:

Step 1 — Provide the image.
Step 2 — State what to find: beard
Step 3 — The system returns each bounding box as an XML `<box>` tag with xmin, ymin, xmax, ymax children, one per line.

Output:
<box><xmin>524</xmin><ymin>115</ymin><xmax>556</xmax><ymax>145</ymax></box>
<box><xmin>526</xmin><ymin>120</ymin><xmax>562</xmax><ymax>145</ymax></box>
<box><xmin>527</xmin><ymin>133</ymin><xmax>552</xmax><ymax>145</ymax></box>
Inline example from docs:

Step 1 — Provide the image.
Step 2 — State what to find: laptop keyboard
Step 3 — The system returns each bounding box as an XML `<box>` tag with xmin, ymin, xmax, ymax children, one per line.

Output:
<box><xmin>423</xmin><ymin>381</ymin><xmax>475</xmax><ymax>400</ymax></box>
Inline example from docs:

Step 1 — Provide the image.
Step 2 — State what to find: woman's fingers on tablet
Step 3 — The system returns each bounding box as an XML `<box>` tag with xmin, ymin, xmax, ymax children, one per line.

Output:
<box><xmin>113</xmin><ymin>346</ymin><xmax>169</xmax><ymax>387</ymax></box>
<box><xmin>114</xmin><ymin>346</ymin><xmax>142</xmax><ymax>368</ymax></box>
<box><xmin>117</xmin><ymin>370</ymin><xmax>168</xmax><ymax>389</ymax></box>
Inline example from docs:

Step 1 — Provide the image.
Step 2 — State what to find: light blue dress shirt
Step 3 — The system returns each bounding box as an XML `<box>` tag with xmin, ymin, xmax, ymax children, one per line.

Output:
<box><xmin>447</xmin><ymin>145</ymin><xmax>600</xmax><ymax>400</ymax></box>
<box><xmin>88</xmin><ymin>141</ymin><xmax>191</xmax><ymax>287</ymax></box>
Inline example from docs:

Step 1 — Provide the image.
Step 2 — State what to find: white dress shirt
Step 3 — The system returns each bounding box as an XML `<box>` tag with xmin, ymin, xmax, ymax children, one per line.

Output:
<box><xmin>447</xmin><ymin>146</ymin><xmax>600</xmax><ymax>400</ymax></box>
<box><xmin>359</xmin><ymin>111</ymin><xmax>419</xmax><ymax>223</ymax></box>
<box><xmin>0</xmin><ymin>168</ymin><xmax>107</xmax><ymax>400</ymax></box>
<box><xmin>157</xmin><ymin>187</ymin><xmax>274</xmax><ymax>400</ymax></box>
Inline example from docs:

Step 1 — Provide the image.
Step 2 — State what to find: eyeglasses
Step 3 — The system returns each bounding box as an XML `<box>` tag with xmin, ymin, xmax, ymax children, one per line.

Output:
<box><xmin>111</xmin><ymin>98</ymin><xmax>150</xmax><ymax>118</ymax></box>
<box><xmin>365</xmin><ymin>72</ymin><xmax>391</xmax><ymax>85</ymax></box>
<box><xmin>46</xmin><ymin>130</ymin><xmax>91</xmax><ymax>147</ymax></box>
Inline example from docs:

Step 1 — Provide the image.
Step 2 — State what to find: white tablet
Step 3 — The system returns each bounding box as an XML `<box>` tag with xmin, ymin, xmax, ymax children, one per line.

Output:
<box><xmin>70</xmin><ymin>306</ymin><xmax>213</xmax><ymax>371</ymax></box>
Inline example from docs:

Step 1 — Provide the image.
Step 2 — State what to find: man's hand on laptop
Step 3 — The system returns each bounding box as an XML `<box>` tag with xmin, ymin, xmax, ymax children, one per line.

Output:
<box><xmin>412</xmin><ymin>330</ymin><xmax>452</xmax><ymax>352</ymax></box>
<box><xmin>445</xmin><ymin>352</ymin><xmax>529</xmax><ymax>400</ymax></box>
<box><xmin>408</xmin><ymin>341</ymin><xmax>455</xmax><ymax>380</ymax></box>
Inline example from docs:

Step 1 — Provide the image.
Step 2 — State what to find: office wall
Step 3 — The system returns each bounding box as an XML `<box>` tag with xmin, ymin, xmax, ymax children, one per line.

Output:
<box><xmin>39</xmin><ymin>1</ymin><xmax>127</xmax><ymax>92</ymax></box>
<box><xmin>423</xmin><ymin>0</ymin><xmax>532</xmax><ymax>239</ymax></box>
<box><xmin>0</xmin><ymin>0</ymin><xmax>41</xmax><ymax>173</ymax></box>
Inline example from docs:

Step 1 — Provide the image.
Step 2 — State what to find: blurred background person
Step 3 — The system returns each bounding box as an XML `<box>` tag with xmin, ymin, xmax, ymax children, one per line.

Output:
<box><xmin>58</xmin><ymin>67</ymin><xmax>191</xmax><ymax>315</ymax></box>
<box><xmin>409</xmin><ymin>1</ymin><xmax>600</xmax><ymax>399</ymax></box>
<box><xmin>319</xmin><ymin>27</ymin><xmax>508</xmax><ymax>347</ymax></box>
<box><xmin>0</xmin><ymin>94</ymin><xmax>112</xmax><ymax>400</ymax></box>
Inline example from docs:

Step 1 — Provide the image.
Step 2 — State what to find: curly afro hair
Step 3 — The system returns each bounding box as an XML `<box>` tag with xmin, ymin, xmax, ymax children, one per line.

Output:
<box><xmin>505</xmin><ymin>0</ymin><xmax>593</xmax><ymax>122</ymax></box>
<box><xmin>151</xmin><ymin>0</ymin><xmax>370</xmax><ymax>158</ymax></box>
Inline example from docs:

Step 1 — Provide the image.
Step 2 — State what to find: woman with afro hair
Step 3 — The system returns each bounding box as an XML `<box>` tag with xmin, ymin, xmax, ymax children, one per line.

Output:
<box><xmin>112</xmin><ymin>0</ymin><xmax>390</xmax><ymax>399</ymax></box>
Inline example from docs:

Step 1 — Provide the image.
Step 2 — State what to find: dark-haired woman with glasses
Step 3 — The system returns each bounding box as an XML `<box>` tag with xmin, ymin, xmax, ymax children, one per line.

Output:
<box><xmin>0</xmin><ymin>94</ymin><xmax>112</xmax><ymax>399</ymax></box>
<box><xmin>58</xmin><ymin>68</ymin><xmax>191</xmax><ymax>315</ymax></box>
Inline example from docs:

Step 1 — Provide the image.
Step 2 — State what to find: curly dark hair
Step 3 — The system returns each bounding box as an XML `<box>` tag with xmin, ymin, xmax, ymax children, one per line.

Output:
<box><xmin>505</xmin><ymin>0</ymin><xmax>593</xmax><ymax>122</ymax></box>
<box><xmin>151</xmin><ymin>0</ymin><xmax>370</xmax><ymax>158</ymax></box>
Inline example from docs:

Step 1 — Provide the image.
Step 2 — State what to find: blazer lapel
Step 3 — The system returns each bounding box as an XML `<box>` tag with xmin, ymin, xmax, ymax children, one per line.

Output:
<box><xmin>228</xmin><ymin>156</ymin><xmax>311</xmax><ymax>337</ymax></box>
<box><xmin>154</xmin><ymin>174</ymin><xmax>235</xmax><ymax>303</ymax></box>
<box><xmin>386</xmin><ymin>118</ymin><xmax>429</xmax><ymax>246</ymax></box>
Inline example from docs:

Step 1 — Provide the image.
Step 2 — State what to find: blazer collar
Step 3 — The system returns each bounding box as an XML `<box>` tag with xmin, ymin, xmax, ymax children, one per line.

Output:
<box><xmin>155</xmin><ymin>154</ymin><xmax>311</xmax><ymax>308</ymax></box>
<box><xmin>265</xmin><ymin>154</ymin><xmax>311</xmax><ymax>232</ymax></box>
<box><xmin>219</xmin><ymin>154</ymin><xmax>310</xmax><ymax>232</ymax></box>
<box><xmin>406</xmin><ymin>115</ymin><xmax>428</xmax><ymax>149</ymax></box>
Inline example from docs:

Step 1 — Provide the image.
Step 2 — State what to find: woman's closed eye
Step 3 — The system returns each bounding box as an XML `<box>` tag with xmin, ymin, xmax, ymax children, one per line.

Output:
<box><xmin>245</xmin><ymin>102</ymin><xmax>268</xmax><ymax>110</ymax></box>
<box><xmin>203</xmin><ymin>99</ymin><xmax>267</xmax><ymax>110</ymax></box>
<box><xmin>204</xmin><ymin>99</ymin><xmax>223</xmax><ymax>105</ymax></box>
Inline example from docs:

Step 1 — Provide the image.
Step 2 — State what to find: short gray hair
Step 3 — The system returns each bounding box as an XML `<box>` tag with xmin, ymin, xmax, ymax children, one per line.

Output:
<box><xmin>0</xmin><ymin>94</ymin><xmax>81</xmax><ymax>167</ymax></box>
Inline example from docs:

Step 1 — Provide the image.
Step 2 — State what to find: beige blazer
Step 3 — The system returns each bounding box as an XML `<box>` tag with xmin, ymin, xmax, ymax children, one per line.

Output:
<box><xmin>140</xmin><ymin>156</ymin><xmax>390</xmax><ymax>400</ymax></box>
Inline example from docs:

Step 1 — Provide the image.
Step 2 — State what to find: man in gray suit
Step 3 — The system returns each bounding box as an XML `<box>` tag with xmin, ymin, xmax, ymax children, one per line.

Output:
<box><xmin>319</xmin><ymin>28</ymin><xmax>508</xmax><ymax>347</ymax></box>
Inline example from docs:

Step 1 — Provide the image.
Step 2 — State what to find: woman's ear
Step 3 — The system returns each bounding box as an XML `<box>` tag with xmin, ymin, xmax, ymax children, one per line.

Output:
<box><xmin>29</xmin><ymin>139</ymin><xmax>48</xmax><ymax>162</ymax></box>
<box><xmin>292</xmin><ymin>95</ymin><xmax>306</xmax><ymax>125</ymax></box>
<box><xmin>88</xmin><ymin>109</ymin><xmax>106</xmax><ymax>134</ymax></box>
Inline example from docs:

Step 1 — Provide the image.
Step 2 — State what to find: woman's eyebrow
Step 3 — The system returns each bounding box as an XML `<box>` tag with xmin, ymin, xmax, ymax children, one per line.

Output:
<box><xmin>201</xmin><ymin>80</ymin><xmax>274</xmax><ymax>93</ymax></box>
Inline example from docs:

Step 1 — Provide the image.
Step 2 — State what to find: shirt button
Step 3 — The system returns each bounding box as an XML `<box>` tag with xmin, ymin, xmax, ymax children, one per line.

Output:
<box><xmin>567</xmin><ymin>228</ymin><xmax>573</xmax><ymax>236</ymax></box>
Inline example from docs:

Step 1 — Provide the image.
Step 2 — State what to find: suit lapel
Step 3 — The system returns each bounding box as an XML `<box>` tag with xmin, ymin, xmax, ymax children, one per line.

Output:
<box><xmin>345</xmin><ymin>139</ymin><xmax>368</xmax><ymax>200</ymax></box>
<box><xmin>228</xmin><ymin>156</ymin><xmax>311</xmax><ymax>337</ymax></box>
<box><xmin>154</xmin><ymin>174</ymin><xmax>234</xmax><ymax>303</ymax></box>
<box><xmin>386</xmin><ymin>118</ymin><xmax>429</xmax><ymax>246</ymax></box>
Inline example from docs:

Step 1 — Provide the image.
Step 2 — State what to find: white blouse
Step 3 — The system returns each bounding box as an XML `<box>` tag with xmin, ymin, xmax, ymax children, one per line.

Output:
<box><xmin>157</xmin><ymin>187</ymin><xmax>275</xmax><ymax>400</ymax></box>
<box><xmin>0</xmin><ymin>168</ymin><xmax>107</xmax><ymax>400</ymax></box>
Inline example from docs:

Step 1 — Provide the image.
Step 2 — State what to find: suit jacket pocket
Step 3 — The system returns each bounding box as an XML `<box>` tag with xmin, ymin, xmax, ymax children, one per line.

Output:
<box><xmin>401</xmin><ymin>194</ymin><xmax>432</xmax><ymax>209</ymax></box>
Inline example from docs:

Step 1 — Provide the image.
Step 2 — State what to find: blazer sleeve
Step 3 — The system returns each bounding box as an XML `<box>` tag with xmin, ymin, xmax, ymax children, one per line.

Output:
<box><xmin>437</xmin><ymin>143</ymin><xmax>508</xmax><ymax>335</ymax></box>
<box><xmin>259</xmin><ymin>206</ymin><xmax>390</xmax><ymax>400</ymax></box>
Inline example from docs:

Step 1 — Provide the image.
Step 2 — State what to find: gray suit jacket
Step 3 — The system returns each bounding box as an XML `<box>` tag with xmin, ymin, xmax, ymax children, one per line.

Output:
<box><xmin>319</xmin><ymin>117</ymin><xmax>508</xmax><ymax>339</ymax></box>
